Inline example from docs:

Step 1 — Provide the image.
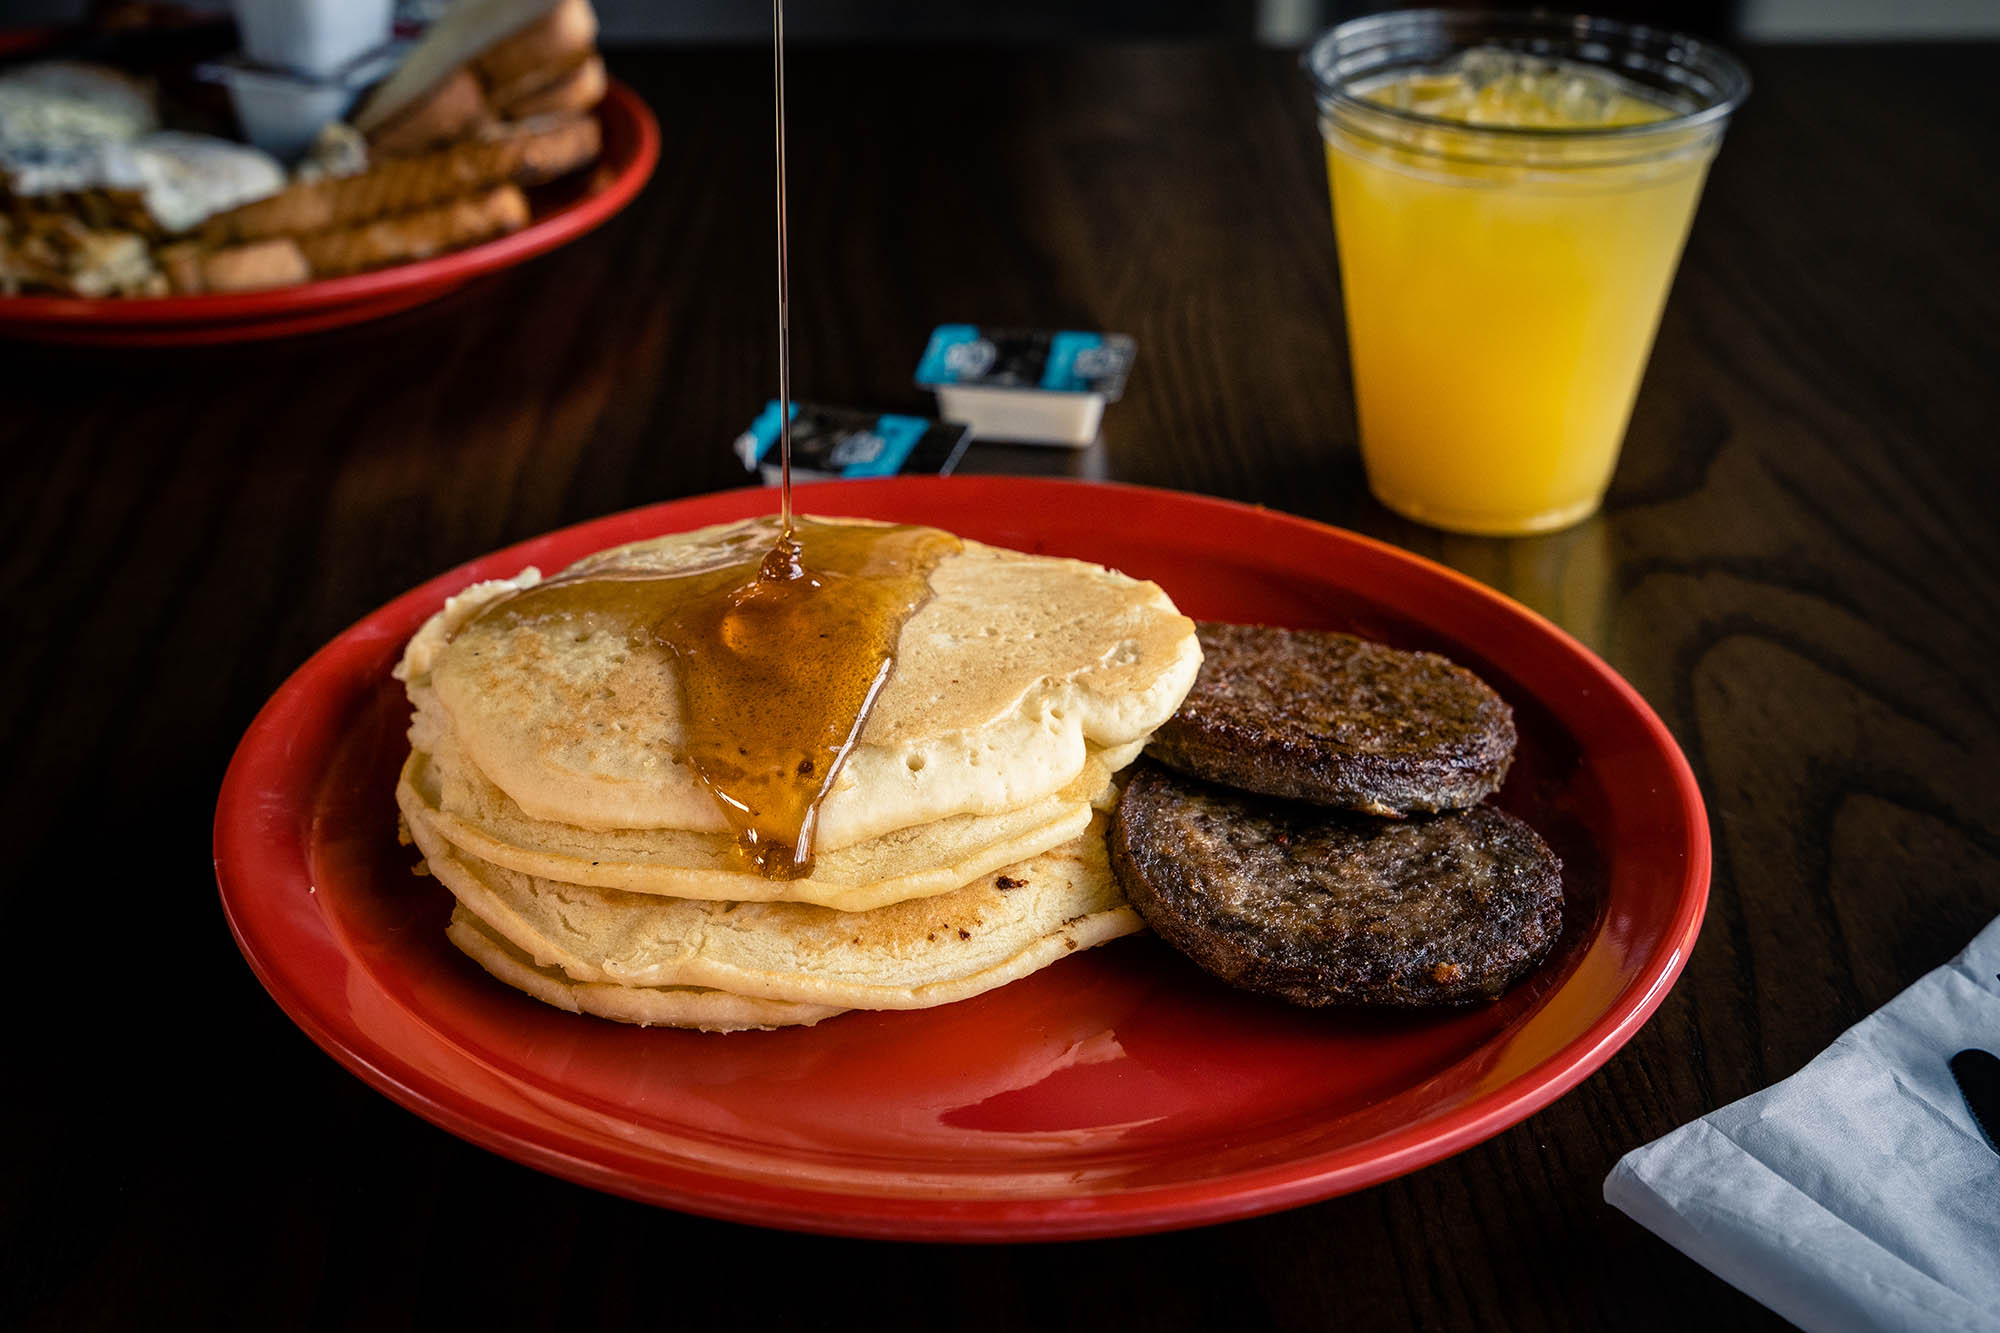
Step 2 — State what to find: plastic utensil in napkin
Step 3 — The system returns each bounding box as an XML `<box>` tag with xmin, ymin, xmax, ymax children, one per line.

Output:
<box><xmin>1605</xmin><ymin>914</ymin><xmax>2000</xmax><ymax>1333</ymax></box>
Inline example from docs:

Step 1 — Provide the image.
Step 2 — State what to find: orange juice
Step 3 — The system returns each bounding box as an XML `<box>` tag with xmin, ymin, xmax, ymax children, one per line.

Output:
<box><xmin>1309</xmin><ymin>23</ymin><xmax>1747</xmax><ymax>535</ymax></box>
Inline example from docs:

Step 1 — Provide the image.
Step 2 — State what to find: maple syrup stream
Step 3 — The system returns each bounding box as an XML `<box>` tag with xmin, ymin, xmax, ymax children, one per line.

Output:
<box><xmin>769</xmin><ymin>0</ymin><xmax>795</xmax><ymax>556</ymax></box>
<box><xmin>463</xmin><ymin>2</ymin><xmax>956</xmax><ymax>880</ymax></box>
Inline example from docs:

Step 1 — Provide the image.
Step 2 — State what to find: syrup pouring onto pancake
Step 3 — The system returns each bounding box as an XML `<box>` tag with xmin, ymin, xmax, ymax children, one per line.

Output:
<box><xmin>768</xmin><ymin>0</ymin><xmax>797</xmax><ymax>563</ymax></box>
<box><xmin>462</xmin><ymin>1</ymin><xmax>957</xmax><ymax>879</ymax></box>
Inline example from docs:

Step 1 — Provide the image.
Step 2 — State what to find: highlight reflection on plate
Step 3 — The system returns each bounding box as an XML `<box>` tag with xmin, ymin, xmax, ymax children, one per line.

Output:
<box><xmin>215</xmin><ymin>478</ymin><xmax>1708</xmax><ymax>1240</ymax></box>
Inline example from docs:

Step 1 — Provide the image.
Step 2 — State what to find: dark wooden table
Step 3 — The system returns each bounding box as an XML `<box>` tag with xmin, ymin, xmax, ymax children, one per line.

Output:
<box><xmin>6</xmin><ymin>40</ymin><xmax>1995</xmax><ymax>1332</ymax></box>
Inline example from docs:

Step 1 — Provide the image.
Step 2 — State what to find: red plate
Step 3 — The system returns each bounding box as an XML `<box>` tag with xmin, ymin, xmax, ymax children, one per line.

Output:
<box><xmin>0</xmin><ymin>81</ymin><xmax>659</xmax><ymax>346</ymax></box>
<box><xmin>214</xmin><ymin>478</ymin><xmax>1708</xmax><ymax>1240</ymax></box>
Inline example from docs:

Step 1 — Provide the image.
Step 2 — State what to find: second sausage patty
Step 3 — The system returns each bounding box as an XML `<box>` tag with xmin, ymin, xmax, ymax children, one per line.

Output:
<box><xmin>1110</xmin><ymin>763</ymin><xmax>1564</xmax><ymax>1008</ymax></box>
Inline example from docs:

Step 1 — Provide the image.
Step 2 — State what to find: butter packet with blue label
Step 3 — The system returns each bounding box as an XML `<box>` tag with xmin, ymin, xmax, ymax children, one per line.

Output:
<box><xmin>914</xmin><ymin>325</ymin><xmax>1137</xmax><ymax>447</ymax></box>
<box><xmin>734</xmin><ymin>401</ymin><xmax>973</xmax><ymax>485</ymax></box>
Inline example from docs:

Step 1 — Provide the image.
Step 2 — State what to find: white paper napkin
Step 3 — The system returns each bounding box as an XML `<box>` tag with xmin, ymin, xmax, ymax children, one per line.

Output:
<box><xmin>1605</xmin><ymin>914</ymin><xmax>2000</xmax><ymax>1333</ymax></box>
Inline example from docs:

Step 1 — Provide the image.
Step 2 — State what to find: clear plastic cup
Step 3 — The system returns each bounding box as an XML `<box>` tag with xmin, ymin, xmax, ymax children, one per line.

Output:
<box><xmin>1306</xmin><ymin>11</ymin><xmax>1749</xmax><ymax>535</ymax></box>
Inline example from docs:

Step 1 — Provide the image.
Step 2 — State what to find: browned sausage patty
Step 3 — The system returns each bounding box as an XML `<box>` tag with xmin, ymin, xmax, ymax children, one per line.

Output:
<box><xmin>1146</xmin><ymin>622</ymin><xmax>1516</xmax><ymax>816</ymax></box>
<box><xmin>1111</xmin><ymin>763</ymin><xmax>1563</xmax><ymax>1007</ymax></box>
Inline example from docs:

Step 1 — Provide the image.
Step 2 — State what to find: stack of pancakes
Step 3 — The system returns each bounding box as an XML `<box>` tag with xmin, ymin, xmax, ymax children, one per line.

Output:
<box><xmin>394</xmin><ymin>518</ymin><xmax>1201</xmax><ymax>1031</ymax></box>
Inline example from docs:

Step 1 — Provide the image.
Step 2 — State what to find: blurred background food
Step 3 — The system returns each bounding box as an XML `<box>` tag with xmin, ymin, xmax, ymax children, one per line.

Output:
<box><xmin>0</xmin><ymin>0</ymin><xmax>610</xmax><ymax>298</ymax></box>
<box><xmin>405</xmin><ymin>0</ymin><xmax>2000</xmax><ymax>44</ymax></box>
<box><xmin>3</xmin><ymin>0</ymin><xmax>1988</xmax><ymax>299</ymax></box>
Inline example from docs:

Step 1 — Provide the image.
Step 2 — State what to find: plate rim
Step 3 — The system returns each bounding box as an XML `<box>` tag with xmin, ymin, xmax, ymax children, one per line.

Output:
<box><xmin>0</xmin><ymin>80</ymin><xmax>659</xmax><ymax>332</ymax></box>
<box><xmin>214</xmin><ymin>477</ymin><xmax>1710</xmax><ymax>1241</ymax></box>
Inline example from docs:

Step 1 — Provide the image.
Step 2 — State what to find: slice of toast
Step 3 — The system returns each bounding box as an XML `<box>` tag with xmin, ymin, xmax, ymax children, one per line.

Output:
<box><xmin>354</xmin><ymin>0</ymin><xmax>594</xmax><ymax>136</ymax></box>
<box><xmin>201</xmin><ymin>113</ymin><xmax>599</xmax><ymax>244</ymax></box>
<box><xmin>477</xmin><ymin>0</ymin><xmax>600</xmax><ymax>107</ymax></box>
<box><xmin>367</xmin><ymin>67</ymin><xmax>494</xmax><ymax>156</ymax></box>
<box><xmin>296</xmin><ymin>182</ymin><xmax>530</xmax><ymax>277</ymax></box>
<box><xmin>496</xmin><ymin>52</ymin><xmax>606</xmax><ymax>120</ymax></box>
<box><xmin>159</xmin><ymin>237</ymin><xmax>310</xmax><ymax>293</ymax></box>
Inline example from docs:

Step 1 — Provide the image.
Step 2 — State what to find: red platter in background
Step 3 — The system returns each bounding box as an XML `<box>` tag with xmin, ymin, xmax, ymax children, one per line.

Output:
<box><xmin>0</xmin><ymin>80</ymin><xmax>658</xmax><ymax>345</ymax></box>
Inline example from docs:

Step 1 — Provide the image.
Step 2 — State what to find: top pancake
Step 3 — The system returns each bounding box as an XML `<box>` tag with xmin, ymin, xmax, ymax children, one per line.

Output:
<box><xmin>397</xmin><ymin>517</ymin><xmax>1201</xmax><ymax>848</ymax></box>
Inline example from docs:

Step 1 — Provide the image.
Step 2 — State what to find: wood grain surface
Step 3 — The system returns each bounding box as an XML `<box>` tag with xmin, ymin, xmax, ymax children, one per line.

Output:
<box><xmin>4</xmin><ymin>41</ymin><xmax>1996</xmax><ymax>1332</ymax></box>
